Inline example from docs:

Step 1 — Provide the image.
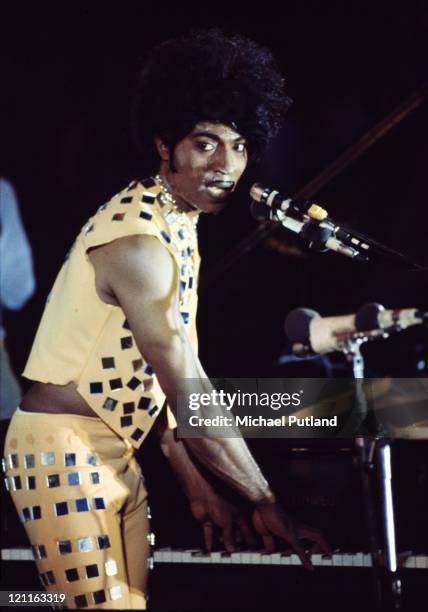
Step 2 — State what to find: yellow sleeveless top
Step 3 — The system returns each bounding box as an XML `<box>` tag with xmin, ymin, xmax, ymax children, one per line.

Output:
<box><xmin>23</xmin><ymin>176</ymin><xmax>200</xmax><ymax>448</ymax></box>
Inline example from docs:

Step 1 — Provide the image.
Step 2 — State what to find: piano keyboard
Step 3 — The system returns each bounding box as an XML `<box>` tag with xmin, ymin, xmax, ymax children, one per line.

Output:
<box><xmin>153</xmin><ymin>548</ymin><xmax>427</xmax><ymax>569</ymax></box>
<box><xmin>2</xmin><ymin>547</ymin><xmax>427</xmax><ymax>569</ymax></box>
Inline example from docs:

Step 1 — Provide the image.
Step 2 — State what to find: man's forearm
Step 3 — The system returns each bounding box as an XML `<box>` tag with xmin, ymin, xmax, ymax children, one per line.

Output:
<box><xmin>184</xmin><ymin>435</ymin><xmax>276</xmax><ymax>505</ymax></box>
<box><xmin>156</xmin><ymin>417</ymin><xmax>214</xmax><ymax>502</ymax></box>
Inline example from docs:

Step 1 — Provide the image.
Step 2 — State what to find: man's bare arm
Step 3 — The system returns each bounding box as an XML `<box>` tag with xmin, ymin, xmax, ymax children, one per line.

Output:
<box><xmin>89</xmin><ymin>235</ymin><xmax>332</xmax><ymax>566</ymax></box>
<box><xmin>89</xmin><ymin>234</ymin><xmax>275</xmax><ymax>505</ymax></box>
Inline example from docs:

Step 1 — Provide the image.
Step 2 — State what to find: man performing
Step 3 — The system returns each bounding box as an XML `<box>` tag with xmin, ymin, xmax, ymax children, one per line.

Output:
<box><xmin>3</xmin><ymin>29</ymin><xmax>330</xmax><ymax>609</ymax></box>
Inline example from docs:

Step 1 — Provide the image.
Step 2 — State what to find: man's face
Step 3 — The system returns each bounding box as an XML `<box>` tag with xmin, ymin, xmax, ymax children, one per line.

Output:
<box><xmin>157</xmin><ymin>121</ymin><xmax>248</xmax><ymax>214</ymax></box>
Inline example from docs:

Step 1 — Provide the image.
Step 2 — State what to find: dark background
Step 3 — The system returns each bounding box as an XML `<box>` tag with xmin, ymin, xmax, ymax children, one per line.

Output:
<box><xmin>1</xmin><ymin>6</ymin><xmax>428</xmax><ymax>609</ymax></box>
<box><xmin>2</xmin><ymin>4</ymin><xmax>428</xmax><ymax>382</ymax></box>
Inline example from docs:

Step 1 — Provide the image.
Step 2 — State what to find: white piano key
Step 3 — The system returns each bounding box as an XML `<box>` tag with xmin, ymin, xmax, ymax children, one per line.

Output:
<box><xmin>231</xmin><ymin>552</ymin><xmax>242</xmax><ymax>564</ymax></box>
<box><xmin>363</xmin><ymin>554</ymin><xmax>372</xmax><ymax>567</ymax></box>
<box><xmin>182</xmin><ymin>549</ymin><xmax>200</xmax><ymax>563</ymax></box>
<box><xmin>280</xmin><ymin>553</ymin><xmax>291</xmax><ymax>565</ymax></box>
<box><xmin>343</xmin><ymin>553</ymin><xmax>353</xmax><ymax>567</ymax></box>
<box><xmin>332</xmin><ymin>553</ymin><xmax>342</xmax><ymax>567</ymax></box>
<box><xmin>311</xmin><ymin>554</ymin><xmax>322</xmax><ymax>566</ymax></box>
<box><xmin>403</xmin><ymin>555</ymin><xmax>416</xmax><ymax>568</ymax></box>
<box><xmin>271</xmin><ymin>553</ymin><xmax>282</xmax><ymax>565</ymax></box>
<box><xmin>415</xmin><ymin>555</ymin><xmax>427</xmax><ymax>569</ymax></box>
<box><xmin>261</xmin><ymin>553</ymin><xmax>272</xmax><ymax>565</ymax></box>
<box><xmin>191</xmin><ymin>551</ymin><xmax>211</xmax><ymax>563</ymax></box>
<box><xmin>220</xmin><ymin>552</ymin><xmax>232</xmax><ymax>564</ymax></box>
<box><xmin>209</xmin><ymin>551</ymin><xmax>223</xmax><ymax>564</ymax></box>
<box><xmin>156</xmin><ymin>547</ymin><xmax>172</xmax><ymax>562</ymax></box>
<box><xmin>171</xmin><ymin>550</ymin><xmax>184</xmax><ymax>563</ymax></box>
<box><xmin>240</xmin><ymin>552</ymin><xmax>254</xmax><ymax>564</ymax></box>
<box><xmin>352</xmin><ymin>553</ymin><xmax>364</xmax><ymax>567</ymax></box>
<box><xmin>251</xmin><ymin>552</ymin><xmax>262</xmax><ymax>564</ymax></box>
<box><xmin>290</xmin><ymin>554</ymin><xmax>300</xmax><ymax>566</ymax></box>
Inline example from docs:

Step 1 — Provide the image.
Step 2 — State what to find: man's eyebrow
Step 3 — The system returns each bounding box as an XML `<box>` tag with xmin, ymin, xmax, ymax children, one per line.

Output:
<box><xmin>192</xmin><ymin>130</ymin><xmax>246</xmax><ymax>142</ymax></box>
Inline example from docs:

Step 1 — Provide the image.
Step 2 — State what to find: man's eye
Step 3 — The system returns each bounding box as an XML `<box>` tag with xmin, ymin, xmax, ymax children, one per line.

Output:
<box><xmin>235</xmin><ymin>143</ymin><xmax>247</xmax><ymax>153</ymax></box>
<box><xmin>197</xmin><ymin>142</ymin><xmax>215</xmax><ymax>151</ymax></box>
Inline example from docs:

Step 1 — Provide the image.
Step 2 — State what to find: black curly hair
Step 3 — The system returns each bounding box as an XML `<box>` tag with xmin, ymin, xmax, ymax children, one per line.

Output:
<box><xmin>131</xmin><ymin>28</ymin><xmax>292</xmax><ymax>172</ymax></box>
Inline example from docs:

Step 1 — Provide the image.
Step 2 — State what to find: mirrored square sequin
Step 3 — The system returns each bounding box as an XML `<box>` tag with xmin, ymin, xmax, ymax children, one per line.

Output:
<box><xmin>87</xmin><ymin>454</ymin><xmax>97</xmax><ymax>466</ymax></box>
<box><xmin>85</xmin><ymin>564</ymin><xmax>99</xmax><ymax>579</ymax></box>
<box><xmin>90</xmin><ymin>472</ymin><xmax>101</xmax><ymax>485</ymax></box>
<box><xmin>47</xmin><ymin>474</ymin><xmax>60</xmax><ymax>488</ymax></box>
<box><xmin>65</xmin><ymin>568</ymin><xmax>79</xmax><ymax>582</ymax></box>
<box><xmin>120</xmin><ymin>196</ymin><xmax>133</xmax><ymax>204</ymax></box>
<box><xmin>31</xmin><ymin>506</ymin><xmax>42</xmax><ymax>520</ymax></box>
<box><xmin>24</xmin><ymin>454</ymin><xmax>35</xmax><ymax>469</ymax></box>
<box><xmin>93</xmin><ymin>497</ymin><xmax>106</xmax><ymax>510</ymax></box>
<box><xmin>46</xmin><ymin>570</ymin><xmax>56</xmax><ymax>584</ymax></box>
<box><xmin>38</xmin><ymin>545</ymin><xmax>47</xmax><ymax>559</ymax></box>
<box><xmin>12</xmin><ymin>476</ymin><xmax>22</xmax><ymax>490</ymax></box>
<box><xmin>109</xmin><ymin>378</ymin><xmax>123</xmax><ymax>391</ymax></box>
<box><xmin>78</xmin><ymin>537</ymin><xmax>93</xmax><ymax>553</ymax></box>
<box><xmin>27</xmin><ymin>475</ymin><xmax>36</xmax><ymax>490</ymax></box>
<box><xmin>74</xmin><ymin>594</ymin><xmax>87</xmax><ymax>608</ymax></box>
<box><xmin>76</xmin><ymin>498</ymin><xmax>90</xmax><ymax>512</ymax></box>
<box><xmin>138</xmin><ymin>397</ymin><xmax>150</xmax><ymax>411</ymax></box>
<box><xmin>103</xmin><ymin>397</ymin><xmax>118</xmax><ymax>411</ymax></box>
<box><xmin>112</xmin><ymin>213</ymin><xmax>126</xmax><ymax>221</ymax></box>
<box><xmin>55</xmin><ymin>502</ymin><xmax>69</xmax><ymax>516</ymax></box>
<box><xmin>84</xmin><ymin>223</ymin><xmax>95</xmax><ymax>235</ymax></box>
<box><xmin>126</xmin><ymin>376</ymin><xmax>141</xmax><ymax>391</ymax></box>
<box><xmin>165</xmin><ymin>210</ymin><xmax>177</xmax><ymax>224</ymax></box>
<box><xmin>120</xmin><ymin>336</ymin><xmax>133</xmax><ymax>350</ymax></box>
<box><xmin>1</xmin><ymin>457</ymin><xmax>6</xmax><ymax>472</ymax></box>
<box><xmin>105</xmin><ymin>559</ymin><xmax>118</xmax><ymax>576</ymax></box>
<box><xmin>92</xmin><ymin>590</ymin><xmax>106</xmax><ymax>604</ymax></box>
<box><xmin>4</xmin><ymin>477</ymin><xmax>10</xmax><ymax>491</ymax></box>
<box><xmin>101</xmin><ymin>357</ymin><xmax>115</xmax><ymax>369</ymax></box>
<box><xmin>109</xmin><ymin>585</ymin><xmax>123</xmax><ymax>601</ymax></box>
<box><xmin>123</xmin><ymin>402</ymin><xmax>135</xmax><ymax>415</ymax></box>
<box><xmin>131</xmin><ymin>428</ymin><xmax>144</xmax><ymax>442</ymax></box>
<box><xmin>58</xmin><ymin>540</ymin><xmax>72</xmax><ymax>555</ymax></box>
<box><xmin>9</xmin><ymin>453</ymin><xmax>19</xmax><ymax>469</ymax></box>
<box><xmin>132</xmin><ymin>358</ymin><xmax>143</xmax><ymax>372</ymax></box>
<box><xmin>97</xmin><ymin>535</ymin><xmax>111</xmax><ymax>550</ymax></box>
<box><xmin>68</xmin><ymin>472</ymin><xmax>81</xmax><ymax>486</ymax></box>
<box><xmin>139</xmin><ymin>210</ymin><xmax>152</xmax><ymax>221</ymax></box>
<box><xmin>41</xmin><ymin>452</ymin><xmax>55</xmax><ymax>466</ymax></box>
<box><xmin>64</xmin><ymin>453</ymin><xmax>76</xmax><ymax>467</ymax></box>
<box><xmin>89</xmin><ymin>382</ymin><xmax>103</xmax><ymax>394</ymax></box>
<box><xmin>22</xmin><ymin>507</ymin><xmax>31</xmax><ymax>522</ymax></box>
<box><xmin>120</xmin><ymin>416</ymin><xmax>133</xmax><ymax>428</ymax></box>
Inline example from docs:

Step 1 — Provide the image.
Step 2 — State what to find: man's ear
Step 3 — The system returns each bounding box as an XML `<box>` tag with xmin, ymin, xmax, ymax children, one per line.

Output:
<box><xmin>154</xmin><ymin>137</ymin><xmax>170</xmax><ymax>162</ymax></box>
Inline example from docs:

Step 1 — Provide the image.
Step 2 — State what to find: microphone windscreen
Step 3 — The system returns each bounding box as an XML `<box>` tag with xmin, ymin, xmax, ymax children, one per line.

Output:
<box><xmin>355</xmin><ymin>302</ymin><xmax>384</xmax><ymax>331</ymax></box>
<box><xmin>284</xmin><ymin>308</ymin><xmax>321</xmax><ymax>343</ymax></box>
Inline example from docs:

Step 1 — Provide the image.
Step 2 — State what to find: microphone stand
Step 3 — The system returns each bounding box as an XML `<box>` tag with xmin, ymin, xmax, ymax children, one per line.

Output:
<box><xmin>335</xmin><ymin>332</ymin><xmax>401</xmax><ymax>610</ymax></box>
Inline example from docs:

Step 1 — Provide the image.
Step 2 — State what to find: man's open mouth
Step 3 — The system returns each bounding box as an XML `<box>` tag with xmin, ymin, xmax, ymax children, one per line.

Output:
<box><xmin>206</xmin><ymin>180</ymin><xmax>235</xmax><ymax>190</ymax></box>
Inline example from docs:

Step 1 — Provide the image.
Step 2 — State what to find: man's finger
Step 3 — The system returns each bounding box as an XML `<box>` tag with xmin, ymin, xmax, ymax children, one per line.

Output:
<box><xmin>222</xmin><ymin>520</ymin><xmax>235</xmax><ymax>553</ymax></box>
<box><xmin>262</xmin><ymin>535</ymin><xmax>276</xmax><ymax>553</ymax></box>
<box><xmin>289</xmin><ymin>535</ymin><xmax>313</xmax><ymax>571</ymax></box>
<box><xmin>203</xmin><ymin>522</ymin><xmax>214</xmax><ymax>552</ymax></box>
<box><xmin>298</xmin><ymin>526</ymin><xmax>333</xmax><ymax>558</ymax></box>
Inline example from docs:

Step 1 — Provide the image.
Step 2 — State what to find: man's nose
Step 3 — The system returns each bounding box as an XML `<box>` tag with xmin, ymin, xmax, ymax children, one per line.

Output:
<box><xmin>209</xmin><ymin>146</ymin><xmax>234</xmax><ymax>174</ymax></box>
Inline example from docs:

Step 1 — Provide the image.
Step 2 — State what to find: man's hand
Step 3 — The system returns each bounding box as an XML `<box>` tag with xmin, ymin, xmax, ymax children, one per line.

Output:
<box><xmin>252</xmin><ymin>503</ymin><xmax>332</xmax><ymax>570</ymax></box>
<box><xmin>190</xmin><ymin>488</ymin><xmax>256</xmax><ymax>553</ymax></box>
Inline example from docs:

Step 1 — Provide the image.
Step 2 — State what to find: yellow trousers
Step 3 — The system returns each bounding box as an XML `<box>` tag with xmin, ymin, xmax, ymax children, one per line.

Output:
<box><xmin>3</xmin><ymin>408</ymin><xmax>150</xmax><ymax>609</ymax></box>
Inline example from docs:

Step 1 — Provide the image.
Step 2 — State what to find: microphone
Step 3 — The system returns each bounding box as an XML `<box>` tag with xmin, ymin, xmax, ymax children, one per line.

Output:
<box><xmin>285</xmin><ymin>303</ymin><xmax>428</xmax><ymax>355</ymax></box>
<box><xmin>250</xmin><ymin>183</ymin><xmax>369</xmax><ymax>261</ymax></box>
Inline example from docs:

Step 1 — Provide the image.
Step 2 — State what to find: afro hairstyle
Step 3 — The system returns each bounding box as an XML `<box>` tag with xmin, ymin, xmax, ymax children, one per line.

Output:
<box><xmin>131</xmin><ymin>28</ymin><xmax>292</xmax><ymax>172</ymax></box>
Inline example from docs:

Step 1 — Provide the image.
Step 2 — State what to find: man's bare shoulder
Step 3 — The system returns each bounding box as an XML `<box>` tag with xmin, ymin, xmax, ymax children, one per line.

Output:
<box><xmin>88</xmin><ymin>234</ymin><xmax>176</xmax><ymax>298</ymax></box>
